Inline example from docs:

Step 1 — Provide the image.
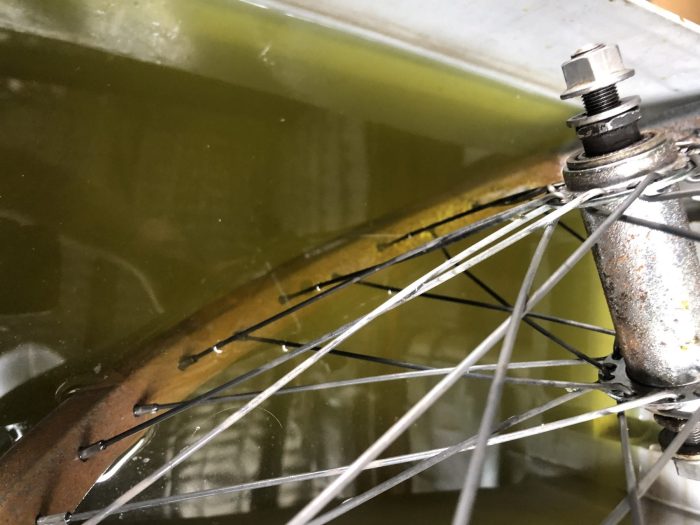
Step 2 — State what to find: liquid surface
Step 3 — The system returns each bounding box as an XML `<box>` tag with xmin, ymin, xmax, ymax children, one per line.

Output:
<box><xmin>0</xmin><ymin>0</ymin><xmax>571</xmax><ymax>431</ymax></box>
<box><xmin>0</xmin><ymin>2</ymin><xmax>646</xmax><ymax>523</ymax></box>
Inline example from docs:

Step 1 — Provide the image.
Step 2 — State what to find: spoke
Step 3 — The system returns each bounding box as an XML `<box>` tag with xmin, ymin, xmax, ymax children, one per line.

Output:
<box><xmin>309</xmin><ymin>391</ymin><xmax>671</xmax><ymax>525</ymax></box>
<box><xmin>46</xmin><ymin>391</ymin><xmax>671</xmax><ymax>525</ymax></box>
<box><xmin>642</xmin><ymin>187</ymin><xmax>700</xmax><ymax>201</ymax></box>
<box><xmin>358</xmin><ymin>281</ymin><xmax>615</xmax><ymax>336</ymax></box>
<box><xmin>591</xmin><ymin>209</ymin><xmax>700</xmax><ymax>243</ymax></box>
<box><xmin>602</xmin><ymin>406</ymin><xmax>700</xmax><ymax>525</ymax></box>
<box><xmin>289</xmin><ymin>175</ymin><xmax>654</xmax><ymax>525</ymax></box>
<box><xmin>454</xmin><ymin>264</ymin><xmax>604</xmax><ymax>369</ymax></box>
<box><xmin>453</xmin><ymin>221</ymin><xmax>557</xmax><ymax>525</ymax></box>
<box><xmin>135</xmin><ymin>368</ymin><xmax>611</xmax><ymax>416</ymax></box>
<box><xmin>80</xmin><ymin>202</ymin><xmax>555</xmax><ymax>459</ymax></box>
<box><xmin>134</xmin><ymin>335</ymin><xmax>593</xmax><ymax>417</ymax></box>
<box><xmin>618</xmin><ymin>412</ymin><xmax>644</xmax><ymax>525</ymax></box>
<box><xmin>82</xmin><ymin>200</ymin><xmax>566</xmax><ymax>525</ymax></box>
<box><xmin>41</xmin><ymin>391</ymin><xmax>585</xmax><ymax>525</ymax></box>
<box><xmin>249</xmin><ymin>335</ymin><xmax>597</xmax><ymax>371</ymax></box>
<box><xmin>181</xmin><ymin>194</ymin><xmax>552</xmax><ymax>368</ymax></box>
<box><xmin>558</xmin><ymin>220</ymin><xmax>586</xmax><ymax>242</ymax></box>
<box><xmin>380</xmin><ymin>186</ymin><xmax>548</xmax><ymax>249</ymax></box>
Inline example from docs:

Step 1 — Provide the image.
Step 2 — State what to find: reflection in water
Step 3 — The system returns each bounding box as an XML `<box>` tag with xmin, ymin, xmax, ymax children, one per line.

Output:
<box><xmin>0</xmin><ymin>342</ymin><xmax>64</xmax><ymax>399</ymax></box>
<box><xmin>0</xmin><ymin>9</ymin><xmax>569</xmax><ymax>434</ymax></box>
<box><xmin>0</xmin><ymin>2</ymin><xmax>603</xmax><ymax>522</ymax></box>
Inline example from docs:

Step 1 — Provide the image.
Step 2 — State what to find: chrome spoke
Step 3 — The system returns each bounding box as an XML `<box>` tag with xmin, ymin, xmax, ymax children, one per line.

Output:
<box><xmin>185</xmin><ymin>193</ymin><xmax>552</xmax><ymax>365</ymax></box>
<box><xmin>601</xmin><ymin>407</ymin><xmax>700</xmax><ymax>525</ymax></box>
<box><xmin>134</xmin><ymin>366</ymin><xmax>611</xmax><ymax>416</ymax></box>
<box><xmin>83</xmin><ymin>200</ymin><xmax>569</xmax><ymax>525</ymax></box>
<box><xmin>358</xmin><ymin>281</ymin><xmax>615</xmax><ymax>336</ymax></box>
<box><xmin>618</xmin><ymin>412</ymin><xmax>644</xmax><ymax>525</ymax></box>
<box><xmin>42</xmin><ymin>391</ymin><xmax>585</xmax><ymax>524</ymax></box>
<box><xmin>642</xmin><ymin>187</ymin><xmax>700</xmax><ymax>201</ymax></box>
<box><xmin>289</xmin><ymin>174</ymin><xmax>653</xmax><ymax>525</ymax></box>
<box><xmin>308</xmin><ymin>391</ymin><xmax>671</xmax><ymax>525</ymax></box>
<box><xmin>80</xmin><ymin>201</ymin><xmax>556</xmax><ymax>459</ymax></box>
<box><xmin>453</xmin><ymin>221</ymin><xmax>557</xmax><ymax>525</ymax></box>
<box><xmin>440</xmin><ymin>235</ymin><xmax>605</xmax><ymax>369</ymax></box>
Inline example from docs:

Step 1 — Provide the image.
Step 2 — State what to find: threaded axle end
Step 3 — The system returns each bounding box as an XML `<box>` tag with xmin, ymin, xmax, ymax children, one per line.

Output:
<box><xmin>582</xmin><ymin>85</ymin><xmax>621</xmax><ymax>115</ymax></box>
<box><xmin>656</xmin><ymin>414</ymin><xmax>700</xmax><ymax>450</ymax></box>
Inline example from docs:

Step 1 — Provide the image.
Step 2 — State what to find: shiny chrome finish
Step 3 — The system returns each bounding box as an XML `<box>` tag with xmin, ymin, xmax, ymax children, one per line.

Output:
<box><xmin>560</xmin><ymin>43</ymin><xmax>643</xmax><ymax>157</ymax></box>
<box><xmin>568</xmin><ymin>98</ymin><xmax>640</xmax><ymax>132</ymax></box>
<box><xmin>564</xmin><ymin>131</ymin><xmax>677</xmax><ymax>191</ymax></box>
<box><xmin>564</xmin><ymin>132</ymin><xmax>700</xmax><ymax>387</ymax></box>
<box><xmin>35</xmin><ymin>514</ymin><xmax>71</xmax><ymax>525</ymax></box>
<box><xmin>561</xmin><ymin>43</ymin><xmax>634</xmax><ymax>100</ymax></box>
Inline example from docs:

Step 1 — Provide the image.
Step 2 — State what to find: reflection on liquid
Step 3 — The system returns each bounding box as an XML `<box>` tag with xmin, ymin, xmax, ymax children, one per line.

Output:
<box><xmin>0</xmin><ymin>1</ymin><xmax>589</xmax><ymax>522</ymax></box>
<box><xmin>0</xmin><ymin>343</ymin><xmax>64</xmax><ymax>399</ymax></box>
<box><xmin>0</xmin><ymin>3</ymin><xmax>570</xmax><ymax>438</ymax></box>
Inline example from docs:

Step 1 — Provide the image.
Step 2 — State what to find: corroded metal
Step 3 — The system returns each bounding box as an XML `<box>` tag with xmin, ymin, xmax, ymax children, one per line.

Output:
<box><xmin>0</xmin><ymin>159</ymin><xmax>563</xmax><ymax>525</ymax></box>
<box><xmin>564</xmin><ymin>132</ymin><xmax>700</xmax><ymax>387</ymax></box>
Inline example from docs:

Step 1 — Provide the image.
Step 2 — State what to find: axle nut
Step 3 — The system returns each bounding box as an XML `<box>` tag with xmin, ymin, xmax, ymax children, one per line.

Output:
<box><xmin>561</xmin><ymin>43</ymin><xmax>634</xmax><ymax>99</ymax></box>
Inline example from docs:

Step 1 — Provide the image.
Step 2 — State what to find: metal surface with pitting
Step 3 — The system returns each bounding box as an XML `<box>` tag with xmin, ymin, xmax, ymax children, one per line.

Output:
<box><xmin>564</xmin><ymin>132</ymin><xmax>700</xmax><ymax>387</ymax></box>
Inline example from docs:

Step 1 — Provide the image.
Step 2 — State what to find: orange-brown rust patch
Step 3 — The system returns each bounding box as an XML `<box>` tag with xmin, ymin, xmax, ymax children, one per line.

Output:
<box><xmin>0</xmin><ymin>157</ymin><xmax>563</xmax><ymax>524</ymax></box>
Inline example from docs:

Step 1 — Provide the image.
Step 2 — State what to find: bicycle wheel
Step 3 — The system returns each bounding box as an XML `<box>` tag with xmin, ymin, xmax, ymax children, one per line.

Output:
<box><xmin>6</xmin><ymin>119</ymin><xmax>700</xmax><ymax>524</ymax></box>
<box><xmin>1</xmin><ymin>154</ymin><xmax>567</xmax><ymax>522</ymax></box>
<box><xmin>2</xmin><ymin>5</ymin><xmax>700</xmax><ymax>525</ymax></box>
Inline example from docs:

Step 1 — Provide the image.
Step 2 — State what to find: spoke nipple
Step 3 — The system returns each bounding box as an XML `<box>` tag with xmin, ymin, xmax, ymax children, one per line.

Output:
<box><xmin>36</xmin><ymin>512</ymin><xmax>72</xmax><ymax>525</ymax></box>
<box><xmin>78</xmin><ymin>440</ymin><xmax>106</xmax><ymax>461</ymax></box>
<box><xmin>178</xmin><ymin>355</ymin><xmax>197</xmax><ymax>370</ymax></box>
<box><xmin>133</xmin><ymin>404</ymin><xmax>159</xmax><ymax>417</ymax></box>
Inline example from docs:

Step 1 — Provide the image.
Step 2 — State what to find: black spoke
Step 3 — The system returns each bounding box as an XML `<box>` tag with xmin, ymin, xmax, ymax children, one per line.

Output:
<box><xmin>245</xmin><ymin>335</ymin><xmax>429</xmax><ymax>371</ymax></box>
<box><xmin>179</xmin><ymin>194</ymin><xmax>551</xmax><ymax>369</ymax></box>
<box><xmin>136</xmin><ymin>334</ymin><xmax>603</xmax><ymax>415</ymax></box>
<box><xmin>357</xmin><ymin>281</ymin><xmax>615</xmax><ymax>336</ymax></box>
<box><xmin>558</xmin><ymin>220</ymin><xmax>586</xmax><ymax>242</ymax></box>
<box><xmin>439</xmin><ymin>244</ymin><xmax>604</xmax><ymax>369</ymax></box>
<box><xmin>591</xmin><ymin>209</ymin><xmax>700</xmax><ymax>243</ymax></box>
<box><xmin>379</xmin><ymin>186</ymin><xmax>548</xmax><ymax>249</ymax></box>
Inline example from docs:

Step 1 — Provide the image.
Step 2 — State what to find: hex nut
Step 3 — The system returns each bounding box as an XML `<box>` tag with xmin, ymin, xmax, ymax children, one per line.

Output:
<box><xmin>673</xmin><ymin>455</ymin><xmax>700</xmax><ymax>481</ymax></box>
<box><xmin>561</xmin><ymin>44</ymin><xmax>634</xmax><ymax>99</ymax></box>
<box><xmin>567</xmin><ymin>96</ymin><xmax>641</xmax><ymax>130</ymax></box>
<box><xmin>575</xmin><ymin>108</ymin><xmax>641</xmax><ymax>138</ymax></box>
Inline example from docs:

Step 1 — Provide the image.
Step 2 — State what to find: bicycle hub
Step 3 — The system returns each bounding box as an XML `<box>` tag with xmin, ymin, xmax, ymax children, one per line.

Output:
<box><xmin>560</xmin><ymin>43</ymin><xmax>700</xmax><ymax>478</ymax></box>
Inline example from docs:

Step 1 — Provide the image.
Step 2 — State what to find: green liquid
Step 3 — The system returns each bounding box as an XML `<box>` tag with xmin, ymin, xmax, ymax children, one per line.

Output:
<box><xmin>0</xmin><ymin>3</ymin><xmax>638</xmax><ymax>523</ymax></box>
<box><xmin>0</xmin><ymin>0</ymin><xmax>570</xmax><ymax>397</ymax></box>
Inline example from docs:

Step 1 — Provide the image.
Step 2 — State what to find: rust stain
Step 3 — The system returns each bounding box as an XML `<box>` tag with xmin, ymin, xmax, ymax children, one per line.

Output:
<box><xmin>0</xmin><ymin>157</ymin><xmax>563</xmax><ymax>523</ymax></box>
